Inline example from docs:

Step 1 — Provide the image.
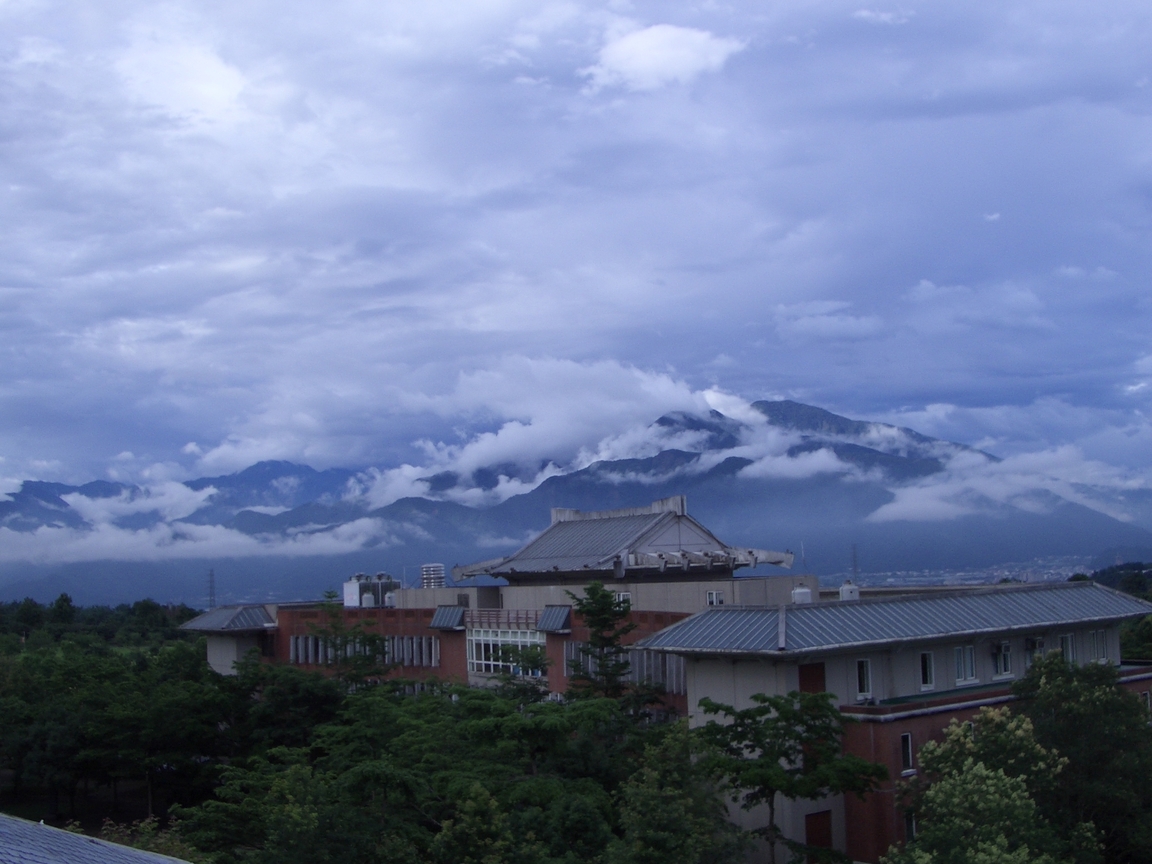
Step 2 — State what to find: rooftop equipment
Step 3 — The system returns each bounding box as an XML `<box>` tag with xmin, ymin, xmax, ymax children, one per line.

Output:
<box><xmin>791</xmin><ymin>586</ymin><xmax>813</xmax><ymax>604</ymax></box>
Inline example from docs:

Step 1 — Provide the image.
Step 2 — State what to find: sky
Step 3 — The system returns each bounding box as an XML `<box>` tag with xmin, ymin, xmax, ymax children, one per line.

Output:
<box><xmin>3</xmin><ymin>0</ymin><xmax>1152</xmax><ymax>508</ymax></box>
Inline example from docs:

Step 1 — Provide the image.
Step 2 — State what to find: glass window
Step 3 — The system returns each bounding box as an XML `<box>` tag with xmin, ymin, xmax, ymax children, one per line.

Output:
<box><xmin>994</xmin><ymin>642</ymin><xmax>1012</xmax><ymax>677</ymax></box>
<box><xmin>900</xmin><ymin>732</ymin><xmax>914</xmax><ymax>772</ymax></box>
<box><xmin>856</xmin><ymin>659</ymin><xmax>872</xmax><ymax>698</ymax></box>
<box><xmin>1025</xmin><ymin>637</ymin><xmax>1045</xmax><ymax>668</ymax></box>
<box><xmin>954</xmin><ymin>645</ymin><xmax>977</xmax><ymax>683</ymax></box>
<box><xmin>1090</xmin><ymin>630</ymin><xmax>1108</xmax><ymax>662</ymax></box>
<box><xmin>467</xmin><ymin>628</ymin><xmax>545</xmax><ymax>675</ymax></box>
<box><xmin>706</xmin><ymin>590</ymin><xmax>724</xmax><ymax>606</ymax></box>
<box><xmin>615</xmin><ymin>592</ymin><xmax>632</xmax><ymax>606</ymax></box>
<box><xmin>920</xmin><ymin>652</ymin><xmax>935</xmax><ymax>690</ymax></box>
<box><xmin>1059</xmin><ymin>634</ymin><xmax>1075</xmax><ymax>661</ymax></box>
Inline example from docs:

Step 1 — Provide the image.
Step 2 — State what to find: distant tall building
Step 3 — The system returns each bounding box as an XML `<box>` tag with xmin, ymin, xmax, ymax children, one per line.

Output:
<box><xmin>420</xmin><ymin>563</ymin><xmax>446</xmax><ymax>589</ymax></box>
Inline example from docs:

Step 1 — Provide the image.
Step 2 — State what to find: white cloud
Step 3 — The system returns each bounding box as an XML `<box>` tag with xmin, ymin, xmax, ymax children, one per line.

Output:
<box><xmin>62</xmin><ymin>482</ymin><xmax>216</xmax><ymax>524</ymax></box>
<box><xmin>583</xmin><ymin>23</ymin><xmax>745</xmax><ymax>92</ymax></box>
<box><xmin>853</xmin><ymin>10</ymin><xmax>912</xmax><ymax>25</ymax></box>
<box><xmin>0</xmin><ymin>517</ymin><xmax>412</xmax><ymax>565</ymax></box>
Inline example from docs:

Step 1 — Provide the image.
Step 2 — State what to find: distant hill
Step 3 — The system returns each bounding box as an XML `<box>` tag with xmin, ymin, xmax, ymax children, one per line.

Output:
<box><xmin>2</xmin><ymin>400</ymin><xmax>1150</xmax><ymax>604</ymax></box>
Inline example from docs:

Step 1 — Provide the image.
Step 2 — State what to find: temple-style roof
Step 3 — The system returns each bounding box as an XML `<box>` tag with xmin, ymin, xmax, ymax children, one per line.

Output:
<box><xmin>454</xmin><ymin>496</ymin><xmax>793</xmax><ymax>585</ymax></box>
<box><xmin>636</xmin><ymin>581</ymin><xmax>1152</xmax><ymax>658</ymax></box>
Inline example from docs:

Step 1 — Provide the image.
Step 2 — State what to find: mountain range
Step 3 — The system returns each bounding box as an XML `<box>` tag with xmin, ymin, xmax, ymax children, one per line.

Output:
<box><xmin>3</xmin><ymin>400</ymin><xmax>1151</xmax><ymax>605</ymax></box>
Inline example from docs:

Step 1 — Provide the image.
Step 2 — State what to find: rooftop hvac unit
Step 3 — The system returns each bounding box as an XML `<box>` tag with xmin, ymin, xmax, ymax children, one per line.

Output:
<box><xmin>343</xmin><ymin>572</ymin><xmax>398</xmax><ymax>607</ymax></box>
<box><xmin>839</xmin><ymin>580</ymin><xmax>860</xmax><ymax>602</ymax></box>
<box><xmin>791</xmin><ymin>586</ymin><xmax>813</xmax><ymax>604</ymax></box>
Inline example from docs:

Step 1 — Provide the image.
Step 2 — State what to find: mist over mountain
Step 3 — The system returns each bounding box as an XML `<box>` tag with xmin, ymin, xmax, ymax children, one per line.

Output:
<box><xmin>2</xmin><ymin>400</ymin><xmax>1150</xmax><ymax>605</ymax></box>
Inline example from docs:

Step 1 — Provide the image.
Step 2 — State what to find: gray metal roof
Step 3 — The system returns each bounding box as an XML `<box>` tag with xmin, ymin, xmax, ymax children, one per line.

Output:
<box><xmin>430</xmin><ymin>605</ymin><xmax>466</xmax><ymax>630</ymax></box>
<box><xmin>179</xmin><ymin>604</ymin><xmax>274</xmax><ymax>633</ymax></box>
<box><xmin>537</xmin><ymin>605</ymin><xmax>572</xmax><ymax>633</ymax></box>
<box><xmin>493</xmin><ymin>513</ymin><xmax>669</xmax><ymax>573</ymax></box>
<box><xmin>636</xmin><ymin>582</ymin><xmax>1152</xmax><ymax>657</ymax></box>
<box><xmin>0</xmin><ymin>813</ymin><xmax>191</xmax><ymax>864</ymax></box>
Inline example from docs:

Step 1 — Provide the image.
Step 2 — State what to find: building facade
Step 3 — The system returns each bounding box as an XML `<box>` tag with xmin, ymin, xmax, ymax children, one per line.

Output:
<box><xmin>182</xmin><ymin>497</ymin><xmax>813</xmax><ymax>711</ymax></box>
<box><xmin>638</xmin><ymin>581</ymin><xmax>1152</xmax><ymax>863</ymax></box>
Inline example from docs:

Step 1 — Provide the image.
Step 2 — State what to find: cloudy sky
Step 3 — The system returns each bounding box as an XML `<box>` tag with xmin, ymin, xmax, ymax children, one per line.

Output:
<box><xmin>3</xmin><ymin>0</ymin><xmax>1152</xmax><ymax>499</ymax></box>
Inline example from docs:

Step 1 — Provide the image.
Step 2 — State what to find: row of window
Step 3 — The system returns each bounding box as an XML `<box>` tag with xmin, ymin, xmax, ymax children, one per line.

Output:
<box><xmin>563</xmin><ymin>640</ymin><xmax>688</xmax><ymax>695</ymax></box>
<box><xmin>854</xmin><ymin>630</ymin><xmax>1110</xmax><ymax>699</ymax></box>
<box><xmin>288</xmin><ymin>634</ymin><xmax>441</xmax><ymax>668</ymax></box>
<box><xmin>467</xmin><ymin>628</ymin><xmax>546</xmax><ymax>675</ymax></box>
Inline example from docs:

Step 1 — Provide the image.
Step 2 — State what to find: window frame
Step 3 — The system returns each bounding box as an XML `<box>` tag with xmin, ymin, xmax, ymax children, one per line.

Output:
<box><xmin>706</xmin><ymin>590</ymin><xmax>724</xmax><ymax>606</ymax></box>
<box><xmin>1059</xmin><ymin>633</ymin><xmax>1076</xmax><ymax>662</ymax></box>
<box><xmin>993</xmin><ymin>641</ymin><xmax>1013</xmax><ymax>678</ymax></box>
<box><xmin>919</xmin><ymin>651</ymin><xmax>935</xmax><ymax>691</ymax></box>
<box><xmin>900</xmin><ymin>732</ymin><xmax>915</xmax><ymax>774</ymax></box>
<box><xmin>954</xmin><ymin>644</ymin><xmax>977</xmax><ymax>685</ymax></box>
<box><xmin>856</xmin><ymin>658</ymin><xmax>872</xmax><ymax>700</ymax></box>
<box><xmin>1089</xmin><ymin>629</ymin><xmax>1108</xmax><ymax>662</ymax></box>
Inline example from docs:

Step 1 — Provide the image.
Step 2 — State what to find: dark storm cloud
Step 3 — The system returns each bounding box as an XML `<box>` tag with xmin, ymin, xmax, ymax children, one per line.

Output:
<box><xmin>1</xmin><ymin>0</ymin><xmax>1151</xmax><ymax>524</ymax></box>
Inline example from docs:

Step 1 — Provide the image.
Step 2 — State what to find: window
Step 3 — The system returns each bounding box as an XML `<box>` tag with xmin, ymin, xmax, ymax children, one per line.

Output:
<box><xmin>920</xmin><ymin>652</ymin><xmax>935</xmax><ymax>690</ymax></box>
<box><xmin>856</xmin><ymin>659</ymin><xmax>872</xmax><ymax>699</ymax></box>
<box><xmin>615</xmin><ymin>592</ymin><xmax>632</xmax><ymax>606</ymax></box>
<box><xmin>954</xmin><ymin>645</ymin><xmax>977</xmax><ymax>683</ymax></box>
<box><xmin>467</xmin><ymin>628</ymin><xmax>545</xmax><ymax>675</ymax></box>
<box><xmin>900</xmin><ymin>732</ymin><xmax>915</xmax><ymax>773</ymax></box>
<box><xmin>904</xmin><ymin>811</ymin><xmax>917</xmax><ymax>841</ymax></box>
<box><xmin>706</xmin><ymin>590</ymin><xmax>724</xmax><ymax>606</ymax></box>
<box><xmin>1089</xmin><ymin>629</ymin><xmax>1108</xmax><ymax>662</ymax></box>
<box><xmin>1025</xmin><ymin>637</ymin><xmax>1045</xmax><ymax>668</ymax></box>
<box><xmin>993</xmin><ymin>641</ymin><xmax>1012</xmax><ymax>677</ymax></box>
<box><xmin>1059</xmin><ymin>634</ymin><xmax>1075</xmax><ymax>661</ymax></box>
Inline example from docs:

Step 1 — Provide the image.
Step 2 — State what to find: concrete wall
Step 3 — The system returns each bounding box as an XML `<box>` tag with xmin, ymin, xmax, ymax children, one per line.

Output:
<box><xmin>383</xmin><ymin>574</ymin><xmax>819</xmax><ymax>616</ymax></box>
<box><xmin>205</xmin><ymin>634</ymin><xmax>258</xmax><ymax>675</ymax></box>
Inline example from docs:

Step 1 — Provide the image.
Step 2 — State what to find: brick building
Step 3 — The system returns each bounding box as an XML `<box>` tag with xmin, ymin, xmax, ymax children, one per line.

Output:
<box><xmin>637</xmin><ymin>580</ymin><xmax>1152</xmax><ymax>863</ymax></box>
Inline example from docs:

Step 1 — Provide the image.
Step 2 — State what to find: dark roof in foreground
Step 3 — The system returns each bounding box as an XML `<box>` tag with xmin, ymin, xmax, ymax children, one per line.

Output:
<box><xmin>179</xmin><ymin>604</ymin><xmax>275</xmax><ymax>634</ymax></box>
<box><xmin>0</xmin><ymin>813</ymin><xmax>191</xmax><ymax>864</ymax></box>
<box><xmin>636</xmin><ymin>581</ymin><xmax>1152</xmax><ymax>657</ymax></box>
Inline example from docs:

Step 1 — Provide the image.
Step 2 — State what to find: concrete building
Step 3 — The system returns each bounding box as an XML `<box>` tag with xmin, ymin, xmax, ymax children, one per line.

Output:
<box><xmin>637</xmin><ymin>580</ymin><xmax>1152</xmax><ymax>863</ymax></box>
<box><xmin>181</xmin><ymin>497</ymin><xmax>813</xmax><ymax>709</ymax></box>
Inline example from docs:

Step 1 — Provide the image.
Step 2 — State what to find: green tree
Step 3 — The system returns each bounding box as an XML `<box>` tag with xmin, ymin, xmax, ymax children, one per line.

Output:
<box><xmin>566</xmin><ymin>582</ymin><xmax>635</xmax><ymax>699</ymax></box>
<box><xmin>607</xmin><ymin>721</ymin><xmax>745</xmax><ymax>864</ymax></box>
<box><xmin>697</xmin><ymin>691</ymin><xmax>887</xmax><ymax>864</ymax></box>
<box><xmin>891</xmin><ymin>707</ymin><xmax>1097</xmax><ymax>864</ymax></box>
<box><xmin>884</xmin><ymin>758</ymin><xmax>1071</xmax><ymax>864</ymax></box>
<box><xmin>1013</xmin><ymin>652</ymin><xmax>1152</xmax><ymax>864</ymax></box>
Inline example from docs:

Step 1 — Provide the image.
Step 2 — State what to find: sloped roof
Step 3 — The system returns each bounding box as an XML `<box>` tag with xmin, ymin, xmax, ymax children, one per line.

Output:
<box><xmin>430</xmin><ymin>606</ymin><xmax>466</xmax><ymax>630</ymax></box>
<box><xmin>0</xmin><ymin>813</ymin><xmax>191</xmax><ymax>864</ymax></box>
<box><xmin>537</xmin><ymin>605</ymin><xmax>572</xmax><ymax>633</ymax></box>
<box><xmin>179</xmin><ymin>604</ymin><xmax>274</xmax><ymax>634</ymax></box>
<box><xmin>637</xmin><ymin>582</ymin><xmax>1152</xmax><ymax>657</ymax></box>
<box><xmin>495</xmin><ymin>512</ymin><xmax>671</xmax><ymax>573</ymax></box>
<box><xmin>455</xmin><ymin>497</ymin><xmax>791</xmax><ymax>581</ymax></box>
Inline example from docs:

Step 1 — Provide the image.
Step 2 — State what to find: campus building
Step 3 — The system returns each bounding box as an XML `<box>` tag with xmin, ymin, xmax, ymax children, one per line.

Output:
<box><xmin>181</xmin><ymin>496</ymin><xmax>813</xmax><ymax>710</ymax></box>
<box><xmin>181</xmin><ymin>498</ymin><xmax>1152</xmax><ymax>863</ymax></box>
<box><xmin>637</xmin><ymin>580</ymin><xmax>1152</xmax><ymax>863</ymax></box>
